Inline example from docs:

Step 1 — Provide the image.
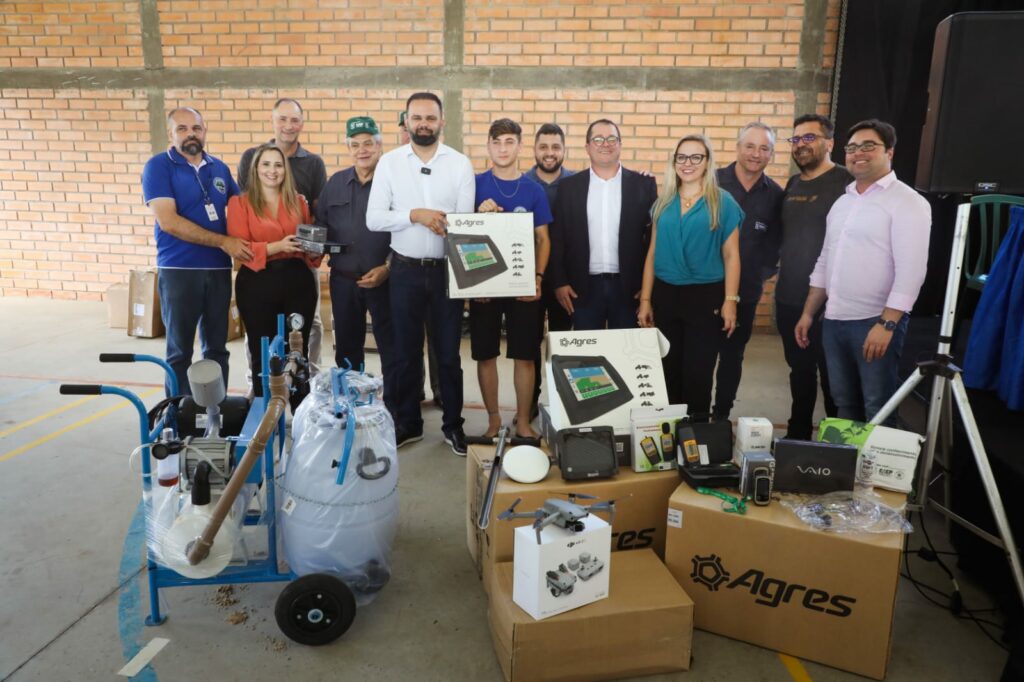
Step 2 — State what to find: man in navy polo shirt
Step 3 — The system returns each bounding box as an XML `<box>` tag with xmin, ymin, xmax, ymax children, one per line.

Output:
<box><xmin>142</xmin><ymin>107</ymin><xmax>249</xmax><ymax>395</ymax></box>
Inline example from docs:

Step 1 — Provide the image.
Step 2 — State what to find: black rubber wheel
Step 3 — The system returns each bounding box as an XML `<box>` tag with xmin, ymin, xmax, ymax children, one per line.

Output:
<box><xmin>550</xmin><ymin>587</ymin><xmax>558</xmax><ymax>597</ymax></box>
<box><xmin>275</xmin><ymin>573</ymin><xmax>356</xmax><ymax>646</ymax></box>
<box><xmin>565</xmin><ymin>585</ymin><xmax>574</xmax><ymax>595</ymax></box>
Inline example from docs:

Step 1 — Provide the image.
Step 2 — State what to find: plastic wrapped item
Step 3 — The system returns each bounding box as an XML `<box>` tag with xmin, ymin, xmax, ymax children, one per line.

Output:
<box><xmin>782</xmin><ymin>490</ymin><xmax>914</xmax><ymax>534</ymax></box>
<box><xmin>279</xmin><ymin>370</ymin><xmax>399</xmax><ymax>606</ymax></box>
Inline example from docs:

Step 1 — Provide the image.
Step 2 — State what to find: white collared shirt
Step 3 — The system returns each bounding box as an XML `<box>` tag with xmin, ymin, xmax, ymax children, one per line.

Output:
<box><xmin>366</xmin><ymin>142</ymin><xmax>476</xmax><ymax>258</ymax></box>
<box><xmin>586</xmin><ymin>165</ymin><xmax>623</xmax><ymax>274</ymax></box>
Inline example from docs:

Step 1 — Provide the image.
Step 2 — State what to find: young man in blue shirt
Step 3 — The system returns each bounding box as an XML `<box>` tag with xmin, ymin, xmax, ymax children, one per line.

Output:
<box><xmin>473</xmin><ymin>119</ymin><xmax>552</xmax><ymax>442</ymax></box>
<box><xmin>141</xmin><ymin>107</ymin><xmax>247</xmax><ymax>396</ymax></box>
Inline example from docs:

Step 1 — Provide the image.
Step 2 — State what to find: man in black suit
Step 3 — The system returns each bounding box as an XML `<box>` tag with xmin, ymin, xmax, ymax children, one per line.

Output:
<box><xmin>548</xmin><ymin>119</ymin><xmax>658</xmax><ymax>330</ymax></box>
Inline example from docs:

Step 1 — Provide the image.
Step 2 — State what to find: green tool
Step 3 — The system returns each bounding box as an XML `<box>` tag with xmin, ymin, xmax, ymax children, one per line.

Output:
<box><xmin>696</xmin><ymin>486</ymin><xmax>748</xmax><ymax>515</ymax></box>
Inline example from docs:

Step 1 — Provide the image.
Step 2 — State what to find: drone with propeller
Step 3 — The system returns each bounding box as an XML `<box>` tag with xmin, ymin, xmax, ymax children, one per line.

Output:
<box><xmin>498</xmin><ymin>492</ymin><xmax>627</xmax><ymax>544</ymax></box>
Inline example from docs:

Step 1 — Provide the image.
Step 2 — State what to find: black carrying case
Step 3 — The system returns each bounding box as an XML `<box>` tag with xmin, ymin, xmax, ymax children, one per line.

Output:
<box><xmin>676</xmin><ymin>415</ymin><xmax>740</xmax><ymax>489</ymax></box>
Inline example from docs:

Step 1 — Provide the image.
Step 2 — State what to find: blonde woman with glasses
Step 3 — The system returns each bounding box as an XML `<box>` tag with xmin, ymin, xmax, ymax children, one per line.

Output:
<box><xmin>637</xmin><ymin>134</ymin><xmax>743</xmax><ymax>414</ymax></box>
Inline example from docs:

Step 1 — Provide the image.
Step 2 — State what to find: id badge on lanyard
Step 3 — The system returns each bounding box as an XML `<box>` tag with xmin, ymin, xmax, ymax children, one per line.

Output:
<box><xmin>193</xmin><ymin>165</ymin><xmax>218</xmax><ymax>223</ymax></box>
<box><xmin>205</xmin><ymin>202</ymin><xmax>218</xmax><ymax>221</ymax></box>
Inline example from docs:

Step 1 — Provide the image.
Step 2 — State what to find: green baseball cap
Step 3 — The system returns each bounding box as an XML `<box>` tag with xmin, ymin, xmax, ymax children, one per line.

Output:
<box><xmin>399</xmin><ymin>111</ymin><xmax>407</xmax><ymax>127</ymax></box>
<box><xmin>346</xmin><ymin>116</ymin><xmax>379</xmax><ymax>138</ymax></box>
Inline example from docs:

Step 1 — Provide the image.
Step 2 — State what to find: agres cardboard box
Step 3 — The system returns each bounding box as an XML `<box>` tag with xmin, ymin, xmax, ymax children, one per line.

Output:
<box><xmin>663</xmin><ymin>483</ymin><xmax>905</xmax><ymax>680</ymax></box>
<box><xmin>490</xmin><ymin>549</ymin><xmax>693</xmax><ymax>682</ymax></box>
<box><xmin>467</xmin><ymin>444</ymin><xmax>680</xmax><ymax>595</ymax></box>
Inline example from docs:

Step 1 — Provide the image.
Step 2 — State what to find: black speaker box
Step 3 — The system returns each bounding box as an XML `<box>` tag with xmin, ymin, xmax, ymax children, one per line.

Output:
<box><xmin>916</xmin><ymin>11</ymin><xmax>1024</xmax><ymax>194</ymax></box>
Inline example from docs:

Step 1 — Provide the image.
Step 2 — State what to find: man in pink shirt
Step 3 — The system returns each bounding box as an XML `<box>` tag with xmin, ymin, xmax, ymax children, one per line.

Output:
<box><xmin>795</xmin><ymin>119</ymin><xmax>931</xmax><ymax>425</ymax></box>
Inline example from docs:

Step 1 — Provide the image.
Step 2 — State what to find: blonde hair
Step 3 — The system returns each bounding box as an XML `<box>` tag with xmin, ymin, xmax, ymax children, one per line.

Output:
<box><xmin>246</xmin><ymin>144</ymin><xmax>303</xmax><ymax>220</ymax></box>
<box><xmin>651</xmin><ymin>134</ymin><xmax>723</xmax><ymax>230</ymax></box>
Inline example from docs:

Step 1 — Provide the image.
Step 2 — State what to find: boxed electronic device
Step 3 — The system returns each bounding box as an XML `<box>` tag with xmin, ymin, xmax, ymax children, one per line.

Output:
<box><xmin>630</xmin><ymin>405</ymin><xmax>688</xmax><ymax>473</ymax></box>
<box><xmin>735</xmin><ymin>417</ymin><xmax>774</xmax><ymax>453</ymax></box>
<box><xmin>736</xmin><ymin>450</ymin><xmax>775</xmax><ymax>502</ymax></box>
<box><xmin>773</xmin><ymin>439</ymin><xmax>858</xmax><ymax>494</ymax></box>
<box><xmin>127</xmin><ymin>269</ymin><xmax>164</xmax><ymax>338</ymax></box>
<box><xmin>467</xmin><ymin>444</ymin><xmax>681</xmax><ymax>596</ymax></box>
<box><xmin>817</xmin><ymin>419</ymin><xmax>924</xmax><ymax>493</ymax></box>
<box><xmin>512</xmin><ymin>514</ymin><xmax>611</xmax><ymax>620</ymax></box>
<box><xmin>490</xmin><ymin>549</ymin><xmax>693</xmax><ymax>682</ymax></box>
<box><xmin>554</xmin><ymin>426</ymin><xmax>618</xmax><ymax>481</ymax></box>
<box><xmin>445</xmin><ymin>213</ymin><xmax>535</xmax><ymax>299</ymax></box>
<box><xmin>664</xmin><ymin>483</ymin><xmax>905</xmax><ymax>680</ymax></box>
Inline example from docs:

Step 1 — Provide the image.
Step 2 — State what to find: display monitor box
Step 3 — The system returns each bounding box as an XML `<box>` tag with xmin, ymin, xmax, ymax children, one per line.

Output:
<box><xmin>446</xmin><ymin>213</ymin><xmax>535</xmax><ymax>299</ymax></box>
<box><xmin>664</xmin><ymin>484</ymin><xmax>905</xmax><ymax>680</ymax></box>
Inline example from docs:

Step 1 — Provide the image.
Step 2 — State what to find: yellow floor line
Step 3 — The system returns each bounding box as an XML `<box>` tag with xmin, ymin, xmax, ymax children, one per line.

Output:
<box><xmin>0</xmin><ymin>395</ymin><xmax>98</xmax><ymax>439</ymax></box>
<box><xmin>0</xmin><ymin>388</ymin><xmax>160</xmax><ymax>463</ymax></box>
<box><xmin>779</xmin><ymin>654</ymin><xmax>813</xmax><ymax>682</ymax></box>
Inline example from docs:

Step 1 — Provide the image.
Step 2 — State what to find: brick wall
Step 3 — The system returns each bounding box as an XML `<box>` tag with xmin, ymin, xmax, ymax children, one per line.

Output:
<box><xmin>0</xmin><ymin>0</ymin><xmax>842</xmax><ymax>329</ymax></box>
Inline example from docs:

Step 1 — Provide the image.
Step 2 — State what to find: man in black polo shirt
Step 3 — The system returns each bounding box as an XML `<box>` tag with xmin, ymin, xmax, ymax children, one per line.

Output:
<box><xmin>316</xmin><ymin>116</ymin><xmax>397</xmax><ymax>413</ymax></box>
<box><xmin>714</xmin><ymin>121</ymin><xmax>784</xmax><ymax>419</ymax></box>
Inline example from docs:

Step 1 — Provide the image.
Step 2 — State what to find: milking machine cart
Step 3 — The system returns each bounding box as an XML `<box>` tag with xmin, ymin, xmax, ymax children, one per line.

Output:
<box><xmin>59</xmin><ymin>314</ymin><xmax>399</xmax><ymax>645</ymax></box>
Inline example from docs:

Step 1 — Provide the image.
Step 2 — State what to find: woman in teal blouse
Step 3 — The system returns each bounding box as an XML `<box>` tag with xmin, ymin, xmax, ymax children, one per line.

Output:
<box><xmin>638</xmin><ymin>134</ymin><xmax>743</xmax><ymax>413</ymax></box>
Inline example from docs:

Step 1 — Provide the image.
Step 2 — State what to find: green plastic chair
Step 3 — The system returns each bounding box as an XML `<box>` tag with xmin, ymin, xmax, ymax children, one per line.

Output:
<box><xmin>965</xmin><ymin>194</ymin><xmax>1024</xmax><ymax>291</ymax></box>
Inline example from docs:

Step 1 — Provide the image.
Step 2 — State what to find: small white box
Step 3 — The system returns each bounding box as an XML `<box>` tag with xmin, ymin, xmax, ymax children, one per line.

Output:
<box><xmin>735</xmin><ymin>417</ymin><xmax>774</xmax><ymax>453</ymax></box>
<box><xmin>630</xmin><ymin>404</ymin><xmax>688</xmax><ymax>472</ymax></box>
<box><xmin>512</xmin><ymin>514</ymin><xmax>611</xmax><ymax>620</ymax></box>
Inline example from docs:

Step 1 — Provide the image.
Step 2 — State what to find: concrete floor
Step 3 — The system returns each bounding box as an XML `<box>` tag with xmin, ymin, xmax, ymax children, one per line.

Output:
<box><xmin>0</xmin><ymin>298</ymin><xmax>1009</xmax><ymax>681</ymax></box>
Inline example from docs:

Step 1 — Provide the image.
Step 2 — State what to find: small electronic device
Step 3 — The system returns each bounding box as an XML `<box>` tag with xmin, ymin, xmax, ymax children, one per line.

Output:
<box><xmin>737</xmin><ymin>450</ymin><xmax>775</xmax><ymax>501</ymax></box>
<box><xmin>551</xmin><ymin>355</ymin><xmax>634</xmax><ymax>425</ymax></box>
<box><xmin>659</xmin><ymin>422</ymin><xmax>675</xmax><ymax>458</ymax></box>
<box><xmin>677</xmin><ymin>426</ymin><xmax>700</xmax><ymax>465</ymax></box>
<box><xmin>639</xmin><ymin>436</ymin><xmax>661</xmax><ymax>466</ymax></box>
<box><xmin>446</xmin><ymin>233</ymin><xmax>508</xmax><ymax>289</ymax></box>
<box><xmin>555</xmin><ymin>426</ymin><xmax>619</xmax><ymax>480</ymax></box>
<box><xmin>752</xmin><ymin>467</ymin><xmax>772</xmax><ymax>505</ymax></box>
<box><xmin>773</xmin><ymin>439</ymin><xmax>857</xmax><ymax>494</ymax></box>
<box><xmin>296</xmin><ymin>223</ymin><xmax>348</xmax><ymax>255</ymax></box>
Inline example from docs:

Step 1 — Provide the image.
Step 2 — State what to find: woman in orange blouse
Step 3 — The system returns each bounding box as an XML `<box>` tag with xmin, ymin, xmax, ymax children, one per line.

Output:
<box><xmin>227</xmin><ymin>143</ymin><xmax>321</xmax><ymax>406</ymax></box>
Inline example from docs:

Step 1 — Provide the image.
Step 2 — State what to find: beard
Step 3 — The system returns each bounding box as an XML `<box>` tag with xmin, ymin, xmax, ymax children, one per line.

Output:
<box><xmin>793</xmin><ymin>148</ymin><xmax>824</xmax><ymax>172</ymax></box>
<box><xmin>411</xmin><ymin>130</ymin><xmax>438</xmax><ymax>146</ymax></box>
<box><xmin>181</xmin><ymin>137</ymin><xmax>204</xmax><ymax>156</ymax></box>
<box><xmin>536</xmin><ymin>156</ymin><xmax>563</xmax><ymax>173</ymax></box>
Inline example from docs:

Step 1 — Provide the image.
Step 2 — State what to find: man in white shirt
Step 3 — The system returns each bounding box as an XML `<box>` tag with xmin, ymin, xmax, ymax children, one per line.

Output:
<box><xmin>367</xmin><ymin>92</ymin><xmax>476</xmax><ymax>454</ymax></box>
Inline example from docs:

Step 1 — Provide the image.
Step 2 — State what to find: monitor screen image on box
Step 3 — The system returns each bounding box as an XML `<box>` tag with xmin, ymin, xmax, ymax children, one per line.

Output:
<box><xmin>446</xmin><ymin>233</ymin><xmax>508</xmax><ymax>289</ymax></box>
<box><xmin>551</xmin><ymin>355</ymin><xmax>633</xmax><ymax>425</ymax></box>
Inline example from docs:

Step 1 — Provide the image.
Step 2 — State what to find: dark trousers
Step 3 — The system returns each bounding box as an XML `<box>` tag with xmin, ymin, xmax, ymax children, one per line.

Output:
<box><xmin>712</xmin><ymin>300</ymin><xmax>758</xmax><ymax>418</ymax></box>
<box><xmin>572</xmin><ymin>274</ymin><xmax>638</xmax><ymax>331</ymax></box>
<box><xmin>653</xmin><ymin>279</ymin><xmax>723</xmax><ymax>415</ymax></box>
<box><xmin>329</xmin><ymin>269</ymin><xmax>398</xmax><ymax>414</ymax></box>
<box><xmin>235</xmin><ymin>259</ymin><xmax>316</xmax><ymax>409</ymax></box>
<box><xmin>388</xmin><ymin>257</ymin><xmax>464</xmax><ymax>433</ymax></box>
<box><xmin>776</xmin><ymin>301</ymin><xmax>836</xmax><ymax>439</ymax></box>
<box><xmin>158</xmin><ymin>268</ymin><xmax>231</xmax><ymax>397</ymax></box>
<box><xmin>532</xmin><ymin>280</ymin><xmax>572</xmax><ymax>407</ymax></box>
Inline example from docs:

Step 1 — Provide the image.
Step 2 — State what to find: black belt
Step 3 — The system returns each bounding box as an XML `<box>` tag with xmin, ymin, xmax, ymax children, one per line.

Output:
<box><xmin>391</xmin><ymin>250</ymin><xmax>444</xmax><ymax>267</ymax></box>
<box><xmin>589</xmin><ymin>272</ymin><xmax>620</xmax><ymax>279</ymax></box>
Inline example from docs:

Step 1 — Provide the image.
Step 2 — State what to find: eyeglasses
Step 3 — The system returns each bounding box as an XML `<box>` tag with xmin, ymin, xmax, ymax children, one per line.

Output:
<box><xmin>589</xmin><ymin>135</ymin><xmax>620</xmax><ymax>146</ymax></box>
<box><xmin>843</xmin><ymin>141</ymin><xmax>883</xmax><ymax>154</ymax></box>
<box><xmin>347</xmin><ymin>139</ymin><xmax>377</xmax><ymax>150</ymax></box>
<box><xmin>674</xmin><ymin>153</ymin><xmax>706</xmax><ymax>166</ymax></box>
<box><xmin>786</xmin><ymin>133</ymin><xmax>825</xmax><ymax>145</ymax></box>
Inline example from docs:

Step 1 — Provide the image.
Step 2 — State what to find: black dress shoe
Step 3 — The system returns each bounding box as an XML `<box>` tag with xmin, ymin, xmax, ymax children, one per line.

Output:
<box><xmin>395</xmin><ymin>425</ymin><xmax>424</xmax><ymax>449</ymax></box>
<box><xmin>443</xmin><ymin>427</ymin><xmax>468</xmax><ymax>457</ymax></box>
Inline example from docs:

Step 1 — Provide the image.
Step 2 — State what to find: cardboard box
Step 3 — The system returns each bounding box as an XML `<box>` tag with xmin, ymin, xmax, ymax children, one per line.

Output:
<box><xmin>127</xmin><ymin>269</ymin><xmax>164</xmax><ymax>338</ymax></box>
<box><xmin>490</xmin><ymin>549</ymin><xmax>693</xmax><ymax>682</ymax></box>
<box><xmin>226</xmin><ymin>298</ymin><xmax>243</xmax><ymax>342</ymax></box>
<box><xmin>446</xmin><ymin>213</ymin><xmax>535</xmax><ymax>299</ymax></box>
<box><xmin>467</xmin><ymin>444</ymin><xmax>680</xmax><ymax>595</ymax></box>
<box><xmin>513</xmin><ymin>515</ymin><xmax>611</xmax><ymax>620</ymax></box>
<box><xmin>818</xmin><ymin>418</ymin><xmax>923</xmax><ymax>493</ymax></box>
<box><xmin>630</xmin><ymin>405</ymin><xmax>687</xmax><ymax>472</ymax></box>
<box><xmin>106</xmin><ymin>282</ymin><xmax>129</xmax><ymax>329</ymax></box>
<box><xmin>735</xmin><ymin>416</ymin><xmax>774</xmax><ymax>453</ymax></box>
<box><xmin>664</xmin><ymin>484</ymin><xmax>905</xmax><ymax>680</ymax></box>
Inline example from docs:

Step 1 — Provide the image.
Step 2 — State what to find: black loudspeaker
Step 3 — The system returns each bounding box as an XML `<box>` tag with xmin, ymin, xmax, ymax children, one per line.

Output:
<box><xmin>916</xmin><ymin>11</ymin><xmax>1024</xmax><ymax>195</ymax></box>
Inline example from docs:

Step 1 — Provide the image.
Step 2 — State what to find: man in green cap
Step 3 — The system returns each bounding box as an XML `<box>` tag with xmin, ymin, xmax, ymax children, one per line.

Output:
<box><xmin>315</xmin><ymin>116</ymin><xmax>398</xmax><ymax>414</ymax></box>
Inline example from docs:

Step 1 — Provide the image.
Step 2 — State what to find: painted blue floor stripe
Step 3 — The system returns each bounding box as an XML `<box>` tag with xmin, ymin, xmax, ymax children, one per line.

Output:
<box><xmin>118</xmin><ymin>499</ymin><xmax>158</xmax><ymax>682</ymax></box>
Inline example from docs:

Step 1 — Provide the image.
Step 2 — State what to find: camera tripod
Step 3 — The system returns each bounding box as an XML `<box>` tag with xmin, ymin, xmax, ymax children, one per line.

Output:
<box><xmin>869</xmin><ymin>201</ymin><xmax>1024</xmax><ymax>603</ymax></box>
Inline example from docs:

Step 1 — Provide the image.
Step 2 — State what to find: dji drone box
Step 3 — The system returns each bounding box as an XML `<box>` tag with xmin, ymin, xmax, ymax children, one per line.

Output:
<box><xmin>817</xmin><ymin>418</ymin><xmax>924</xmax><ymax>493</ymax></box>
<box><xmin>629</xmin><ymin>404</ymin><xmax>688</xmax><ymax>472</ymax></box>
<box><xmin>735</xmin><ymin>417</ymin><xmax>774</xmax><ymax>453</ymax></box>
<box><xmin>445</xmin><ymin>212</ymin><xmax>535</xmax><ymax>299</ymax></box>
<box><xmin>512</xmin><ymin>514</ymin><xmax>611</xmax><ymax>620</ymax></box>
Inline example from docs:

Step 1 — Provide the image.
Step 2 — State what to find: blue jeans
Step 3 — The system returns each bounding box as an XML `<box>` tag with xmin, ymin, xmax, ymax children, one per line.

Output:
<box><xmin>388</xmin><ymin>258</ymin><xmax>464</xmax><ymax>433</ymax></box>
<box><xmin>822</xmin><ymin>316</ymin><xmax>908</xmax><ymax>426</ymax></box>
<box><xmin>158</xmin><ymin>268</ymin><xmax>232</xmax><ymax>397</ymax></box>
<box><xmin>330</xmin><ymin>269</ymin><xmax>398</xmax><ymax>415</ymax></box>
<box><xmin>571</xmin><ymin>274</ymin><xmax>638</xmax><ymax>331</ymax></box>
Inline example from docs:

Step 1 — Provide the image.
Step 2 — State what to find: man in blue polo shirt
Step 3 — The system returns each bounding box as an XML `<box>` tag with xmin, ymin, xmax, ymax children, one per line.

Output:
<box><xmin>141</xmin><ymin>107</ymin><xmax>249</xmax><ymax>395</ymax></box>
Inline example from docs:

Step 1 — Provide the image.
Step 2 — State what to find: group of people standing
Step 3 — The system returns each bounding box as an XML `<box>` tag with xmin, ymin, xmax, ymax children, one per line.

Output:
<box><xmin>141</xmin><ymin>92</ymin><xmax>930</xmax><ymax>457</ymax></box>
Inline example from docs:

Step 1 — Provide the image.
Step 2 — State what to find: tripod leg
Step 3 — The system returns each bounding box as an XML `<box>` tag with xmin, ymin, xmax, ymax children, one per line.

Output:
<box><xmin>950</xmin><ymin>375</ymin><xmax>1024</xmax><ymax>604</ymax></box>
<box><xmin>911</xmin><ymin>373</ymin><xmax>948</xmax><ymax>509</ymax></box>
<box><xmin>869</xmin><ymin>368</ymin><xmax>926</xmax><ymax>426</ymax></box>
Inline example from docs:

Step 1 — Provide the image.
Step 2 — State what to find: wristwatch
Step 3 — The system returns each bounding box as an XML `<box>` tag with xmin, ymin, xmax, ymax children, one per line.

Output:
<box><xmin>877</xmin><ymin>317</ymin><xmax>897</xmax><ymax>332</ymax></box>
<box><xmin>724</xmin><ymin>295</ymin><xmax>741</xmax><ymax>303</ymax></box>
